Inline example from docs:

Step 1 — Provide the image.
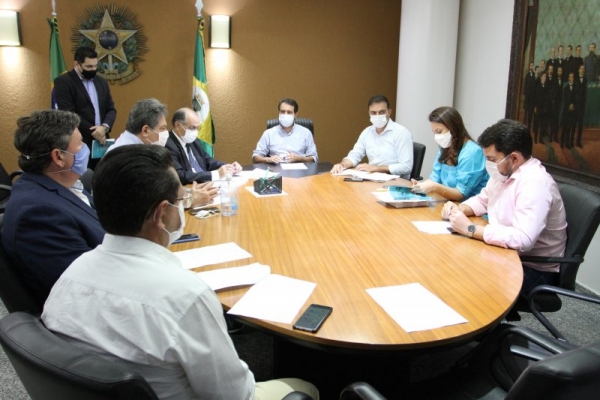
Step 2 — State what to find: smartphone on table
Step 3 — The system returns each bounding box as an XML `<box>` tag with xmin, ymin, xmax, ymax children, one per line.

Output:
<box><xmin>172</xmin><ymin>233</ymin><xmax>200</xmax><ymax>244</ymax></box>
<box><xmin>293</xmin><ymin>304</ymin><xmax>333</xmax><ymax>333</ymax></box>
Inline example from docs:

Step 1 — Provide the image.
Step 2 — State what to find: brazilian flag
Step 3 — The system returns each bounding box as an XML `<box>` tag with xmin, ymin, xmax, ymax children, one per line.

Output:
<box><xmin>192</xmin><ymin>13</ymin><xmax>215</xmax><ymax>157</ymax></box>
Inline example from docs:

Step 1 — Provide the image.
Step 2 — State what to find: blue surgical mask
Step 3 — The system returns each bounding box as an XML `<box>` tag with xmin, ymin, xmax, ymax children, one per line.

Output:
<box><xmin>60</xmin><ymin>144</ymin><xmax>90</xmax><ymax>176</ymax></box>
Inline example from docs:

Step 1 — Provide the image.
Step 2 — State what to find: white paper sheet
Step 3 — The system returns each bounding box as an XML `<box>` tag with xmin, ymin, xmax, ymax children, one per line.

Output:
<box><xmin>366</xmin><ymin>283</ymin><xmax>468</xmax><ymax>332</ymax></box>
<box><xmin>245</xmin><ymin>186</ymin><xmax>288</xmax><ymax>198</ymax></box>
<box><xmin>212</xmin><ymin>176</ymin><xmax>249</xmax><ymax>188</ymax></box>
<box><xmin>227</xmin><ymin>274</ymin><xmax>317</xmax><ymax>324</ymax></box>
<box><xmin>190</xmin><ymin>196</ymin><xmax>222</xmax><ymax>210</ymax></box>
<box><xmin>174</xmin><ymin>242</ymin><xmax>252</xmax><ymax>270</ymax></box>
<box><xmin>239</xmin><ymin>168</ymin><xmax>281</xmax><ymax>180</ymax></box>
<box><xmin>333</xmin><ymin>169</ymin><xmax>399</xmax><ymax>182</ymax></box>
<box><xmin>412</xmin><ymin>221</ymin><xmax>453</xmax><ymax>234</ymax></box>
<box><xmin>197</xmin><ymin>263</ymin><xmax>271</xmax><ymax>290</ymax></box>
<box><xmin>280</xmin><ymin>163</ymin><xmax>308</xmax><ymax>170</ymax></box>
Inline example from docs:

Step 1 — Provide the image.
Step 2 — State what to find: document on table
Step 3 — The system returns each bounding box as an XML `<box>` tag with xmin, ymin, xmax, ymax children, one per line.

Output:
<box><xmin>412</xmin><ymin>221</ymin><xmax>453</xmax><ymax>234</ymax></box>
<box><xmin>212</xmin><ymin>176</ymin><xmax>249</xmax><ymax>188</ymax></box>
<box><xmin>245</xmin><ymin>186</ymin><xmax>288</xmax><ymax>198</ymax></box>
<box><xmin>366</xmin><ymin>283</ymin><xmax>467</xmax><ymax>332</ymax></box>
<box><xmin>333</xmin><ymin>169</ymin><xmax>399</xmax><ymax>182</ymax></box>
<box><xmin>197</xmin><ymin>263</ymin><xmax>271</xmax><ymax>291</ymax></box>
<box><xmin>227</xmin><ymin>274</ymin><xmax>317</xmax><ymax>324</ymax></box>
<box><xmin>174</xmin><ymin>242</ymin><xmax>252</xmax><ymax>270</ymax></box>
<box><xmin>280</xmin><ymin>163</ymin><xmax>307</xmax><ymax>170</ymax></box>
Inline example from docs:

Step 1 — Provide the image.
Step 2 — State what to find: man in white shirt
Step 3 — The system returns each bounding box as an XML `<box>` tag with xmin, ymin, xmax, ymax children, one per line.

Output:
<box><xmin>42</xmin><ymin>144</ymin><xmax>319</xmax><ymax>400</ymax></box>
<box><xmin>252</xmin><ymin>98</ymin><xmax>318</xmax><ymax>164</ymax></box>
<box><xmin>331</xmin><ymin>94</ymin><xmax>413</xmax><ymax>178</ymax></box>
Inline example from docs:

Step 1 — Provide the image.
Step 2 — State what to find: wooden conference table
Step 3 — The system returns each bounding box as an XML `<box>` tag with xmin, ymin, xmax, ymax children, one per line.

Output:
<box><xmin>173</xmin><ymin>168</ymin><xmax>523</xmax><ymax>353</ymax></box>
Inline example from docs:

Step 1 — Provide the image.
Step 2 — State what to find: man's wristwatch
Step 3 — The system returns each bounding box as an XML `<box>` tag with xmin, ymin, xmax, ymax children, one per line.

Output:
<box><xmin>467</xmin><ymin>224</ymin><xmax>476</xmax><ymax>238</ymax></box>
<box><xmin>102</xmin><ymin>123</ymin><xmax>110</xmax><ymax>133</ymax></box>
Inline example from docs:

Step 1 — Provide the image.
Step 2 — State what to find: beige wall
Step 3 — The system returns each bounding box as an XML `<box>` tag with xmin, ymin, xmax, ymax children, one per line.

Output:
<box><xmin>0</xmin><ymin>0</ymin><xmax>400</xmax><ymax>172</ymax></box>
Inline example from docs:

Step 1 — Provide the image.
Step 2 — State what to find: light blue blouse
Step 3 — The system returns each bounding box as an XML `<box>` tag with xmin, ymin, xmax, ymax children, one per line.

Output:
<box><xmin>429</xmin><ymin>140</ymin><xmax>489</xmax><ymax>199</ymax></box>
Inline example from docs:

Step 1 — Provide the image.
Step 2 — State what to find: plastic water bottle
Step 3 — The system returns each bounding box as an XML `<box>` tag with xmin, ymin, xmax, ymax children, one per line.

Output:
<box><xmin>220</xmin><ymin>174</ymin><xmax>238</xmax><ymax>216</ymax></box>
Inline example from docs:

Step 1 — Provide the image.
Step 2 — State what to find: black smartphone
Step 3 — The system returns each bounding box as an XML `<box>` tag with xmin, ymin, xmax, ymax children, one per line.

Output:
<box><xmin>344</xmin><ymin>177</ymin><xmax>363</xmax><ymax>182</ymax></box>
<box><xmin>293</xmin><ymin>304</ymin><xmax>333</xmax><ymax>333</ymax></box>
<box><xmin>172</xmin><ymin>233</ymin><xmax>200</xmax><ymax>244</ymax></box>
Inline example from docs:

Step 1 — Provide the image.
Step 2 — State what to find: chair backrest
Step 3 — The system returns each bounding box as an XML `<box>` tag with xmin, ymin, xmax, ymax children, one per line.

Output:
<box><xmin>0</xmin><ymin>312</ymin><xmax>158</xmax><ymax>400</ymax></box>
<box><xmin>556</xmin><ymin>182</ymin><xmax>600</xmax><ymax>289</ymax></box>
<box><xmin>79</xmin><ymin>168</ymin><xmax>94</xmax><ymax>193</ymax></box>
<box><xmin>0</xmin><ymin>240</ymin><xmax>42</xmax><ymax>314</ymax></box>
<box><xmin>411</xmin><ymin>142</ymin><xmax>426</xmax><ymax>180</ymax></box>
<box><xmin>506</xmin><ymin>339</ymin><xmax>600</xmax><ymax>400</ymax></box>
<box><xmin>266</xmin><ymin>118</ymin><xmax>314</xmax><ymax>136</ymax></box>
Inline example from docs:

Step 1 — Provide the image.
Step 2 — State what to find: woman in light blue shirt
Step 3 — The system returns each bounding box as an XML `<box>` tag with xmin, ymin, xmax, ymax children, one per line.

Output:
<box><xmin>412</xmin><ymin>106</ymin><xmax>488</xmax><ymax>201</ymax></box>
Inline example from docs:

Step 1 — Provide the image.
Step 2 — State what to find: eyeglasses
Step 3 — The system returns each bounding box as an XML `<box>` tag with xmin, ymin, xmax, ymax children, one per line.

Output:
<box><xmin>180</xmin><ymin>122</ymin><xmax>199</xmax><ymax>131</ymax></box>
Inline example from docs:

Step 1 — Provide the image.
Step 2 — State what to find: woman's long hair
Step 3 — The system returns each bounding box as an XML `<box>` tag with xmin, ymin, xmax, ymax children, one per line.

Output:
<box><xmin>428</xmin><ymin>106</ymin><xmax>473</xmax><ymax>166</ymax></box>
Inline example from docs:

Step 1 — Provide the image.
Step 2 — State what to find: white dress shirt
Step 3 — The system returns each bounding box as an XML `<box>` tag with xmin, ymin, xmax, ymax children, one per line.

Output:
<box><xmin>106</xmin><ymin>130</ymin><xmax>144</xmax><ymax>153</ymax></box>
<box><xmin>42</xmin><ymin>234</ymin><xmax>255</xmax><ymax>400</ymax></box>
<box><xmin>345</xmin><ymin>120</ymin><xmax>413</xmax><ymax>178</ymax></box>
<box><xmin>462</xmin><ymin>157</ymin><xmax>567</xmax><ymax>272</ymax></box>
<box><xmin>252</xmin><ymin>124</ymin><xmax>318</xmax><ymax>162</ymax></box>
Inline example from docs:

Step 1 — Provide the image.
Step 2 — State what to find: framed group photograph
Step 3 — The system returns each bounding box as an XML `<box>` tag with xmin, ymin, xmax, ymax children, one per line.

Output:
<box><xmin>507</xmin><ymin>0</ymin><xmax>600</xmax><ymax>182</ymax></box>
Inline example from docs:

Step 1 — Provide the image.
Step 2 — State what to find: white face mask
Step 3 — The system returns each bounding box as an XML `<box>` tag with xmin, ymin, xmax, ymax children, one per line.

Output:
<box><xmin>162</xmin><ymin>202</ymin><xmax>185</xmax><ymax>245</ymax></box>
<box><xmin>151</xmin><ymin>129</ymin><xmax>169</xmax><ymax>147</ymax></box>
<box><xmin>370</xmin><ymin>114</ymin><xmax>388</xmax><ymax>129</ymax></box>
<box><xmin>182</xmin><ymin>129</ymin><xmax>198</xmax><ymax>144</ymax></box>
<box><xmin>485</xmin><ymin>154</ymin><xmax>512</xmax><ymax>183</ymax></box>
<box><xmin>279</xmin><ymin>114</ymin><xmax>295</xmax><ymax>128</ymax></box>
<box><xmin>434</xmin><ymin>131</ymin><xmax>453</xmax><ymax>148</ymax></box>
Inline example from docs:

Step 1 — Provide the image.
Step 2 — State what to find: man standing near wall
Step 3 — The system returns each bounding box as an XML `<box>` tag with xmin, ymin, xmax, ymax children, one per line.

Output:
<box><xmin>54</xmin><ymin>47</ymin><xmax>116</xmax><ymax>170</ymax></box>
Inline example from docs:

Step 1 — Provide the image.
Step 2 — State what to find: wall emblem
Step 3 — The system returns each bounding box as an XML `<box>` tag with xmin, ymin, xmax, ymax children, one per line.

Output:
<box><xmin>72</xmin><ymin>4</ymin><xmax>148</xmax><ymax>84</ymax></box>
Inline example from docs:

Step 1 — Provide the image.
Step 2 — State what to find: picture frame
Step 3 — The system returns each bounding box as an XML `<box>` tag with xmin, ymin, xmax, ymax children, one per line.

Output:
<box><xmin>506</xmin><ymin>0</ymin><xmax>600</xmax><ymax>185</ymax></box>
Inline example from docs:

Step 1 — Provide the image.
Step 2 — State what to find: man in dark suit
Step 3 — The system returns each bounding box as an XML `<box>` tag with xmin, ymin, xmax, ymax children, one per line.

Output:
<box><xmin>547</xmin><ymin>47</ymin><xmax>557</xmax><ymax>70</ymax></box>
<box><xmin>54</xmin><ymin>47</ymin><xmax>117</xmax><ymax>169</ymax></box>
<box><xmin>565</xmin><ymin>45</ymin><xmax>574</xmax><ymax>78</ymax></box>
<box><xmin>573</xmin><ymin>45</ymin><xmax>584</xmax><ymax>74</ymax></box>
<box><xmin>550</xmin><ymin>65</ymin><xmax>564</xmax><ymax>142</ymax></box>
<box><xmin>166</xmin><ymin>107</ymin><xmax>241</xmax><ymax>185</ymax></box>
<box><xmin>1</xmin><ymin>110</ymin><xmax>105</xmax><ymax>307</ymax></box>
<box><xmin>574</xmin><ymin>64</ymin><xmax>588</xmax><ymax>148</ymax></box>
<box><xmin>533</xmin><ymin>72</ymin><xmax>551</xmax><ymax>143</ymax></box>
<box><xmin>524</xmin><ymin>62</ymin><xmax>537</xmax><ymax>130</ymax></box>
<box><xmin>561</xmin><ymin>73</ymin><xmax>579</xmax><ymax>149</ymax></box>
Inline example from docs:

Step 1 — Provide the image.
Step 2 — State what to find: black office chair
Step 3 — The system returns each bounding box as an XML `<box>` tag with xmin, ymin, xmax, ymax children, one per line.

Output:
<box><xmin>411</xmin><ymin>142</ymin><xmax>426</xmax><ymax>180</ymax></box>
<box><xmin>519</xmin><ymin>182</ymin><xmax>600</xmax><ymax>312</ymax></box>
<box><xmin>0</xmin><ymin>240</ymin><xmax>42</xmax><ymax>314</ymax></box>
<box><xmin>340</xmin><ymin>325</ymin><xmax>600</xmax><ymax>400</ymax></box>
<box><xmin>266</xmin><ymin>118</ymin><xmax>314</xmax><ymax>135</ymax></box>
<box><xmin>79</xmin><ymin>168</ymin><xmax>94</xmax><ymax>193</ymax></box>
<box><xmin>0</xmin><ymin>312</ymin><xmax>159</xmax><ymax>400</ymax></box>
<box><xmin>0</xmin><ymin>162</ymin><xmax>22</xmax><ymax>206</ymax></box>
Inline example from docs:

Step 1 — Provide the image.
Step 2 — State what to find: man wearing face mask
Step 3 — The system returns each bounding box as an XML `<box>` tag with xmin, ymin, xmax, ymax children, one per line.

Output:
<box><xmin>252</xmin><ymin>98</ymin><xmax>318</xmax><ymax>164</ymax></box>
<box><xmin>166</xmin><ymin>107</ymin><xmax>242</xmax><ymax>184</ymax></box>
<box><xmin>1</xmin><ymin>110</ymin><xmax>105</xmax><ymax>307</ymax></box>
<box><xmin>107</xmin><ymin>98</ymin><xmax>169</xmax><ymax>152</ymax></box>
<box><xmin>54</xmin><ymin>47</ymin><xmax>116</xmax><ymax>170</ymax></box>
<box><xmin>331</xmin><ymin>94</ymin><xmax>413</xmax><ymax>178</ymax></box>
<box><xmin>42</xmin><ymin>145</ymin><xmax>320</xmax><ymax>400</ymax></box>
<box><xmin>442</xmin><ymin>119</ymin><xmax>567</xmax><ymax>296</ymax></box>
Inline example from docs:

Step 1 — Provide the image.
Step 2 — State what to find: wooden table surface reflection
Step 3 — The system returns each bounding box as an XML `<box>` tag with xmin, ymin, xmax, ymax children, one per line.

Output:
<box><xmin>173</xmin><ymin>174</ymin><xmax>523</xmax><ymax>352</ymax></box>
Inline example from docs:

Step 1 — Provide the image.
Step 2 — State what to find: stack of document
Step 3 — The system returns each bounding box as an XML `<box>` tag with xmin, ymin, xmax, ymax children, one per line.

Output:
<box><xmin>334</xmin><ymin>169</ymin><xmax>399</xmax><ymax>182</ymax></box>
<box><xmin>372</xmin><ymin>186</ymin><xmax>433</xmax><ymax>208</ymax></box>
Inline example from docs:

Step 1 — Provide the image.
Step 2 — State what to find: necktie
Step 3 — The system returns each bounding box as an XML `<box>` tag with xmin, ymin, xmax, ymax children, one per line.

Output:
<box><xmin>186</xmin><ymin>145</ymin><xmax>203</xmax><ymax>173</ymax></box>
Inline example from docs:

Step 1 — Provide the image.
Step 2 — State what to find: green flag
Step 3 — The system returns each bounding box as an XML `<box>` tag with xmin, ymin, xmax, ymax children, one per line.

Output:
<box><xmin>192</xmin><ymin>14</ymin><xmax>215</xmax><ymax>157</ymax></box>
<box><xmin>48</xmin><ymin>15</ymin><xmax>67</xmax><ymax>109</ymax></box>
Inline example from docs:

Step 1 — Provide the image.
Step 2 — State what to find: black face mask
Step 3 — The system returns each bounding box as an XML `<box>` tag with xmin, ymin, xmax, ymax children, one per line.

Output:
<box><xmin>81</xmin><ymin>69</ymin><xmax>97</xmax><ymax>80</ymax></box>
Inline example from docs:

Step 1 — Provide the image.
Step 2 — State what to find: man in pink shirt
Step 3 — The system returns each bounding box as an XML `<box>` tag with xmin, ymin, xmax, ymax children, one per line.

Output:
<box><xmin>442</xmin><ymin>119</ymin><xmax>567</xmax><ymax>295</ymax></box>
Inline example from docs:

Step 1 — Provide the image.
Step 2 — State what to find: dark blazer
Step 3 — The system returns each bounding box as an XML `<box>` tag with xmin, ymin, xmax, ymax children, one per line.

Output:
<box><xmin>54</xmin><ymin>69</ymin><xmax>117</xmax><ymax>147</ymax></box>
<box><xmin>165</xmin><ymin>131</ymin><xmax>225</xmax><ymax>184</ymax></box>
<box><xmin>0</xmin><ymin>173</ymin><xmax>105</xmax><ymax>307</ymax></box>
